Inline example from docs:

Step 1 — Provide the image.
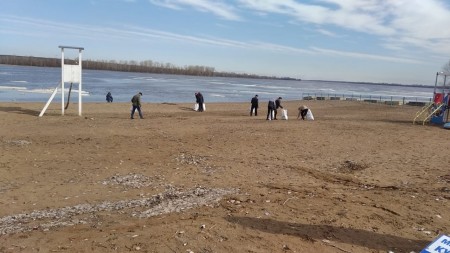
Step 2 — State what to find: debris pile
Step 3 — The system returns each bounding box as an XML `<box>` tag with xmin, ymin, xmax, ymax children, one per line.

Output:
<box><xmin>0</xmin><ymin>187</ymin><xmax>236</xmax><ymax>235</ymax></box>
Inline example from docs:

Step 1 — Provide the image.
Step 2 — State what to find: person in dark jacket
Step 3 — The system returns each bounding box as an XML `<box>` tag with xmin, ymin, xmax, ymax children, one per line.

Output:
<box><xmin>106</xmin><ymin>92</ymin><xmax>113</xmax><ymax>103</ymax></box>
<box><xmin>274</xmin><ymin>97</ymin><xmax>283</xmax><ymax>120</ymax></box>
<box><xmin>267</xmin><ymin>99</ymin><xmax>276</xmax><ymax>120</ymax></box>
<box><xmin>195</xmin><ymin>92</ymin><xmax>204</xmax><ymax>112</ymax></box>
<box><xmin>250</xmin><ymin>94</ymin><xmax>258</xmax><ymax>116</ymax></box>
<box><xmin>130</xmin><ymin>92</ymin><xmax>143</xmax><ymax>119</ymax></box>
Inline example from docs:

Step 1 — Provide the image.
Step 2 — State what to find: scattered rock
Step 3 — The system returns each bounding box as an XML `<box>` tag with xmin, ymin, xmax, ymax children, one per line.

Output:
<box><xmin>3</xmin><ymin>140</ymin><xmax>32</xmax><ymax>146</ymax></box>
<box><xmin>439</xmin><ymin>174</ymin><xmax>450</xmax><ymax>183</ymax></box>
<box><xmin>338</xmin><ymin>160</ymin><xmax>368</xmax><ymax>173</ymax></box>
<box><xmin>175</xmin><ymin>153</ymin><xmax>207</xmax><ymax>165</ymax></box>
<box><xmin>100</xmin><ymin>173</ymin><xmax>164</xmax><ymax>189</ymax></box>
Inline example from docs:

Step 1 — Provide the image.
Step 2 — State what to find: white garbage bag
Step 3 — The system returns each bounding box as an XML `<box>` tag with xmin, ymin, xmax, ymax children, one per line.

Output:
<box><xmin>281</xmin><ymin>109</ymin><xmax>288</xmax><ymax>120</ymax></box>
<box><xmin>194</xmin><ymin>103</ymin><xmax>206</xmax><ymax>111</ymax></box>
<box><xmin>306</xmin><ymin>109</ymin><xmax>314</xmax><ymax>121</ymax></box>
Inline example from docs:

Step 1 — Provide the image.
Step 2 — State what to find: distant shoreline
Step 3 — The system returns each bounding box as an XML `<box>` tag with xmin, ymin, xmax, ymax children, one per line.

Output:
<box><xmin>0</xmin><ymin>56</ymin><xmax>301</xmax><ymax>81</ymax></box>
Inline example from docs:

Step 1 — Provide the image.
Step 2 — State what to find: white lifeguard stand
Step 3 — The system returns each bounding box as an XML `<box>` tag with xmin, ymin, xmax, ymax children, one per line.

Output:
<box><xmin>39</xmin><ymin>45</ymin><xmax>84</xmax><ymax>117</ymax></box>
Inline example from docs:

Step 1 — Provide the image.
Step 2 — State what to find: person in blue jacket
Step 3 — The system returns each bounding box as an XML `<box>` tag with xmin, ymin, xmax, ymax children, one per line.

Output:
<box><xmin>106</xmin><ymin>92</ymin><xmax>113</xmax><ymax>103</ymax></box>
<box><xmin>195</xmin><ymin>92</ymin><xmax>204</xmax><ymax>112</ymax></box>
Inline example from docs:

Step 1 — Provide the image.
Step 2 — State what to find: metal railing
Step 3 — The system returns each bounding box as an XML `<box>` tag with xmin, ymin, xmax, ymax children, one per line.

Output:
<box><xmin>301</xmin><ymin>93</ymin><xmax>432</xmax><ymax>106</ymax></box>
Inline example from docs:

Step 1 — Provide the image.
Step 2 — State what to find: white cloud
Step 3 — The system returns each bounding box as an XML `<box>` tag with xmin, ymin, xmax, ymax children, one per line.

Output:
<box><xmin>243</xmin><ymin>0</ymin><xmax>450</xmax><ymax>54</ymax></box>
<box><xmin>311</xmin><ymin>46</ymin><xmax>424</xmax><ymax>64</ymax></box>
<box><xmin>0</xmin><ymin>15</ymin><xmax>429</xmax><ymax>65</ymax></box>
<box><xmin>148</xmin><ymin>0</ymin><xmax>241</xmax><ymax>20</ymax></box>
<box><xmin>237</xmin><ymin>0</ymin><xmax>450</xmax><ymax>55</ymax></box>
<box><xmin>390</xmin><ymin>0</ymin><xmax>450</xmax><ymax>38</ymax></box>
<box><xmin>387</xmin><ymin>0</ymin><xmax>450</xmax><ymax>54</ymax></box>
<box><xmin>145</xmin><ymin>0</ymin><xmax>450</xmax><ymax>56</ymax></box>
<box><xmin>148</xmin><ymin>0</ymin><xmax>181</xmax><ymax>10</ymax></box>
<box><xmin>316</xmin><ymin>29</ymin><xmax>338</xmax><ymax>37</ymax></box>
<box><xmin>252</xmin><ymin>41</ymin><xmax>313</xmax><ymax>54</ymax></box>
<box><xmin>237</xmin><ymin>0</ymin><xmax>394</xmax><ymax>34</ymax></box>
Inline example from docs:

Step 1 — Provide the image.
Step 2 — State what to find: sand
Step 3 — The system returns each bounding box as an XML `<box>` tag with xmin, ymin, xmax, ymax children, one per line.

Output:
<box><xmin>0</xmin><ymin>100</ymin><xmax>449</xmax><ymax>253</ymax></box>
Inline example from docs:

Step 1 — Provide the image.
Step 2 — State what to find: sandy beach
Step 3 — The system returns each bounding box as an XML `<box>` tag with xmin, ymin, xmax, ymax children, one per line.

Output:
<box><xmin>0</xmin><ymin>100</ymin><xmax>449</xmax><ymax>253</ymax></box>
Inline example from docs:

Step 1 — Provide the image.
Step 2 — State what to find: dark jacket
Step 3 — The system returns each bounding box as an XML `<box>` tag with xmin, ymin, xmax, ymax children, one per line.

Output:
<box><xmin>251</xmin><ymin>96</ymin><xmax>259</xmax><ymax>108</ymax></box>
<box><xmin>275</xmin><ymin>99</ymin><xmax>283</xmax><ymax>109</ymax></box>
<box><xmin>268</xmin><ymin>100</ymin><xmax>275</xmax><ymax>109</ymax></box>
<box><xmin>196</xmin><ymin>93</ymin><xmax>204</xmax><ymax>103</ymax></box>
<box><xmin>106</xmin><ymin>92</ymin><xmax>113</xmax><ymax>102</ymax></box>
<box><xmin>131</xmin><ymin>94</ymin><xmax>142</xmax><ymax>107</ymax></box>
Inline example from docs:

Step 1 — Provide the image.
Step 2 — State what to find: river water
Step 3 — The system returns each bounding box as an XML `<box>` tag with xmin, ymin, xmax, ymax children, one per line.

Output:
<box><xmin>0</xmin><ymin>64</ymin><xmax>435</xmax><ymax>103</ymax></box>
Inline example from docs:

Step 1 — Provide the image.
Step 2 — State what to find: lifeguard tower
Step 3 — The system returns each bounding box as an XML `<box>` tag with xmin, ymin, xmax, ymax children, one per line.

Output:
<box><xmin>39</xmin><ymin>46</ymin><xmax>84</xmax><ymax>117</ymax></box>
<box><xmin>413</xmin><ymin>72</ymin><xmax>449</xmax><ymax>126</ymax></box>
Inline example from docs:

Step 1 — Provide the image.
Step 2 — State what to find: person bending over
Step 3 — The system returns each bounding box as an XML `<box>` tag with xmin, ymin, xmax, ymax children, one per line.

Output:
<box><xmin>297</xmin><ymin>105</ymin><xmax>309</xmax><ymax>120</ymax></box>
<box><xmin>274</xmin><ymin>97</ymin><xmax>283</xmax><ymax>120</ymax></box>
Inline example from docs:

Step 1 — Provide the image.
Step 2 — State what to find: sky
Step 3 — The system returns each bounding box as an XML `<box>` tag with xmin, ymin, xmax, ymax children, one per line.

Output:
<box><xmin>1</xmin><ymin>0</ymin><xmax>450</xmax><ymax>85</ymax></box>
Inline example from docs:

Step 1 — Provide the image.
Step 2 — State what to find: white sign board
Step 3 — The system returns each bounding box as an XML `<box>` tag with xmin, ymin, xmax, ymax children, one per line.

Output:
<box><xmin>421</xmin><ymin>235</ymin><xmax>450</xmax><ymax>253</ymax></box>
<box><xmin>63</xmin><ymin>64</ymin><xmax>81</xmax><ymax>83</ymax></box>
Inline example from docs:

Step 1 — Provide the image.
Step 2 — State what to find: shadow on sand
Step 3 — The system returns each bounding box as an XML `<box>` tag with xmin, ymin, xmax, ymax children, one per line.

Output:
<box><xmin>0</xmin><ymin>106</ymin><xmax>40</xmax><ymax>116</ymax></box>
<box><xmin>179</xmin><ymin>106</ymin><xmax>196</xmax><ymax>111</ymax></box>
<box><xmin>225</xmin><ymin>216</ymin><xmax>430</xmax><ymax>252</ymax></box>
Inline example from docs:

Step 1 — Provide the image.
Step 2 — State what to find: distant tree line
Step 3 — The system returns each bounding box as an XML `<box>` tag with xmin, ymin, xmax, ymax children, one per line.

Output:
<box><xmin>0</xmin><ymin>55</ymin><xmax>300</xmax><ymax>80</ymax></box>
